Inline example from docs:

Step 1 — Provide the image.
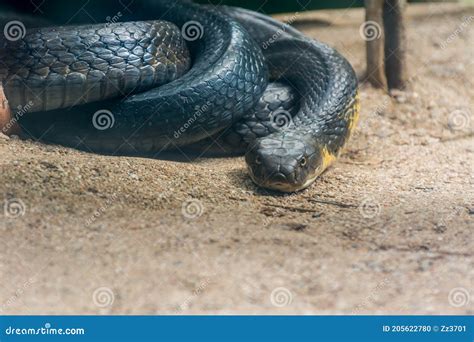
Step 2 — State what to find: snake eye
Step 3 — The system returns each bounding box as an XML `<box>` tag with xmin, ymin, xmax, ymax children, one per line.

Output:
<box><xmin>300</xmin><ymin>157</ymin><xmax>307</xmax><ymax>167</ymax></box>
<box><xmin>255</xmin><ymin>156</ymin><xmax>262</xmax><ymax>165</ymax></box>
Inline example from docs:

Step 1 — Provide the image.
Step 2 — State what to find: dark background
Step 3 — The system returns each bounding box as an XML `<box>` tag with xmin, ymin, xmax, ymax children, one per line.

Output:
<box><xmin>193</xmin><ymin>0</ymin><xmax>365</xmax><ymax>12</ymax></box>
<box><xmin>1</xmin><ymin>0</ymin><xmax>433</xmax><ymax>16</ymax></box>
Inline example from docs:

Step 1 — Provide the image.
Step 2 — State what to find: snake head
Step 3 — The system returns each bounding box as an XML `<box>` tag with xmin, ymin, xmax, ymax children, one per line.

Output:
<box><xmin>245</xmin><ymin>131</ymin><xmax>324</xmax><ymax>192</ymax></box>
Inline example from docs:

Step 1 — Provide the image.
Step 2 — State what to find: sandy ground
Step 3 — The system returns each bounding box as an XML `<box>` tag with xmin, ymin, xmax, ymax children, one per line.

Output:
<box><xmin>0</xmin><ymin>3</ymin><xmax>473</xmax><ymax>315</ymax></box>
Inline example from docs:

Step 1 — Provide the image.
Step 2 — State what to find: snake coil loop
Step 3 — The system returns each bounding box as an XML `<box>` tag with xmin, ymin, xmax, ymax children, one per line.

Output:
<box><xmin>1</xmin><ymin>1</ymin><xmax>359</xmax><ymax>192</ymax></box>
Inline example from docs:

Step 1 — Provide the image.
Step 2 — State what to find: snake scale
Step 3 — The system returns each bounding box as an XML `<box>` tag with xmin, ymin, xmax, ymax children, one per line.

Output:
<box><xmin>0</xmin><ymin>0</ymin><xmax>359</xmax><ymax>192</ymax></box>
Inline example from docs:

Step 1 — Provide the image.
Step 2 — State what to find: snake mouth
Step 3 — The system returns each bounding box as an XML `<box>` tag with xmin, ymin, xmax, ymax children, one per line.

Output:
<box><xmin>247</xmin><ymin>165</ymin><xmax>319</xmax><ymax>193</ymax></box>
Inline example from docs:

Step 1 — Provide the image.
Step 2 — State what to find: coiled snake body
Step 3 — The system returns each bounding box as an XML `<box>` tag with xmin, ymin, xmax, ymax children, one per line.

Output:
<box><xmin>0</xmin><ymin>0</ymin><xmax>359</xmax><ymax>192</ymax></box>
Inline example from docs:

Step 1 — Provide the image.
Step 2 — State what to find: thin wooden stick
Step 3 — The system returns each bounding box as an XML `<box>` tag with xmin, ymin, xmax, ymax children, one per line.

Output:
<box><xmin>364</xmin><ymin>0</ymin><xmax>388</xmax><ymax>89</ymax></box>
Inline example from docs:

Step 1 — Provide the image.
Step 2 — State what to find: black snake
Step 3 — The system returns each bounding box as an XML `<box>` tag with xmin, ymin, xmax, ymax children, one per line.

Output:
<box><xmin>0</xmin><ymin>0</ymin><xmax>359</xmax><ymax>192</ymax></box>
